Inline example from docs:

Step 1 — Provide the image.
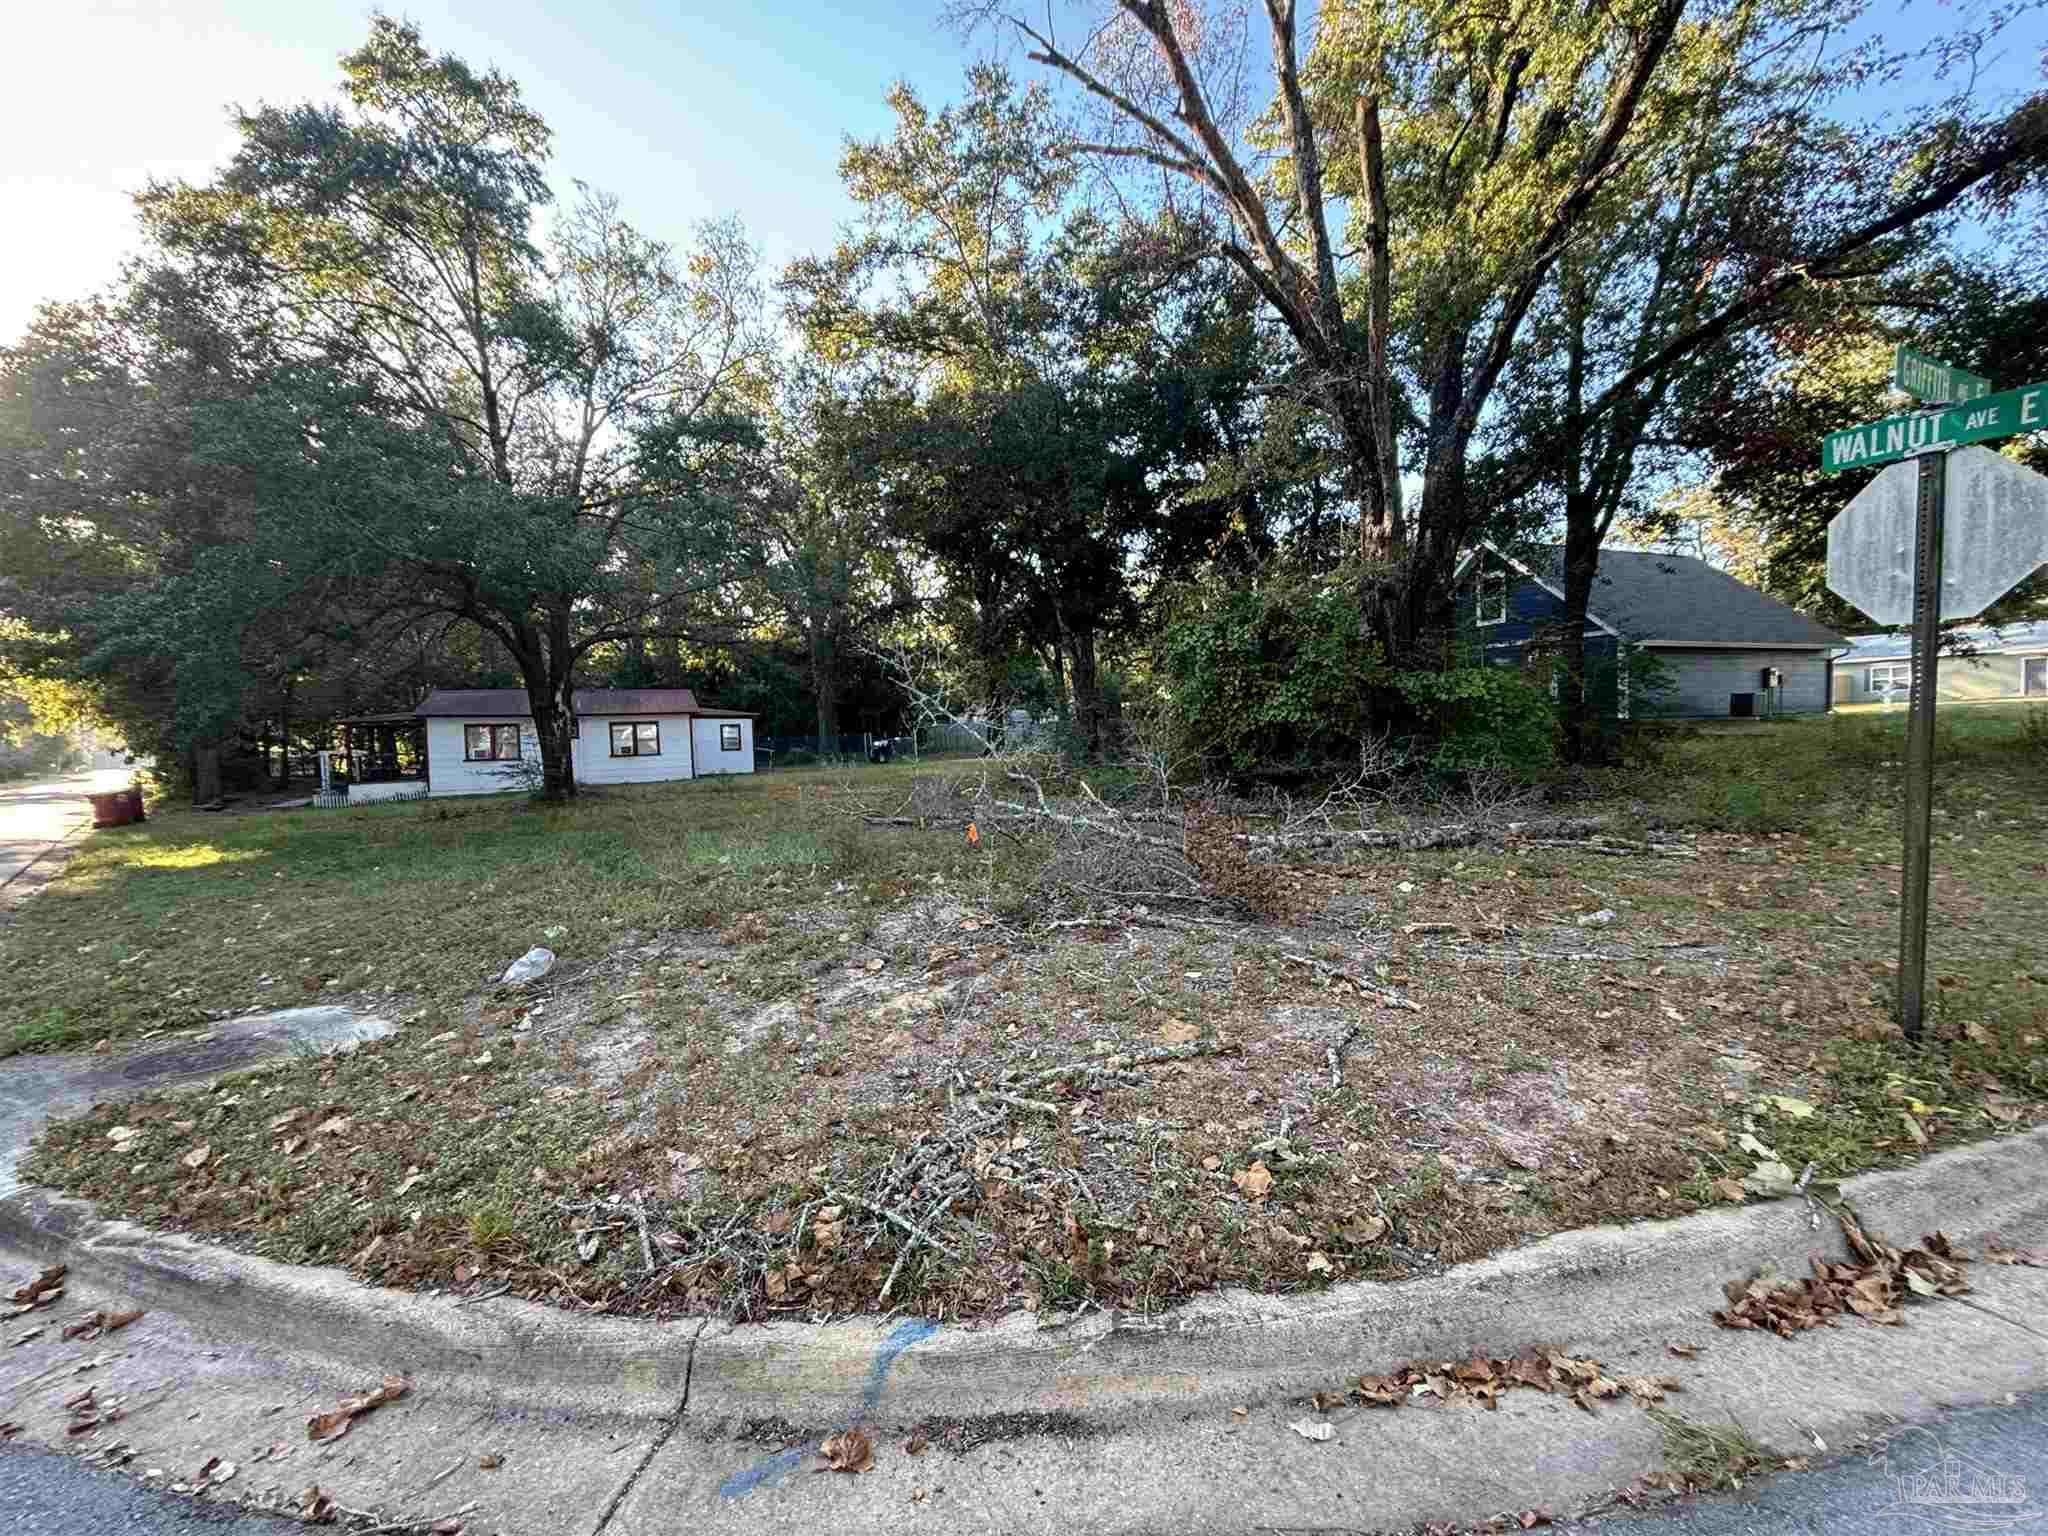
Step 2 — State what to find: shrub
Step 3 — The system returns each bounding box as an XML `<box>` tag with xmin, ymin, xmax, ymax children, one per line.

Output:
<box><xmin>1392</xmin><ymin>666</ymin><xmax>1559</xmax><ymax>778</ymax></box>
<box><xmin>1153</xmin><ymin>568</ymin><xmax>1378</xmax><ymax>773</ymax></box>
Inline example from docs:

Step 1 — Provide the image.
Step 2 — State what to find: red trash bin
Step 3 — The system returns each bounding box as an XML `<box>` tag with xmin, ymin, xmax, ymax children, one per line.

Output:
<box><xmin>88</xmin><ymin>790</ymin><xmax>138</xmax><ymax>828</ymax></box>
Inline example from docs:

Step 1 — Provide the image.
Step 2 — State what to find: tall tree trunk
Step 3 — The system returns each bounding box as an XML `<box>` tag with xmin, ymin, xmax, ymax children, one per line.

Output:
<box><xmin>1557</xmin><ymin>272</ymin><xmax>1596</xmax><ymax>765</ymax></box>
<box><xmin>1063</xmin><ymin>624</ymin><xmax>1103</xmax><ymax>759</ymax></box>
<box><xmin>812</xmin><ymin>622</ymin><xmax>839</xmax><ymax>748</ymax></box>
<box><xmin>1559</xmin><ymin>512</ymin><xmax>1600</xmax><ymax>764</ymax></box>
<box><xmin>192</xmin><ymin>742</ymin><xmax>222</xmax><ymax>805</ymax></box>
<box><xmin>510</xmin><ymin>607</ymin><xmax>577</xmax><ymax>803</ymax></box>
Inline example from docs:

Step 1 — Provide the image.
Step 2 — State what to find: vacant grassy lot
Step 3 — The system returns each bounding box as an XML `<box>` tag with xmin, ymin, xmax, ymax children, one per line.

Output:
<box><xmin>14</xmin><ymin>708</ymin><xmax>2048</xmax><ymax>1322</ymax></box>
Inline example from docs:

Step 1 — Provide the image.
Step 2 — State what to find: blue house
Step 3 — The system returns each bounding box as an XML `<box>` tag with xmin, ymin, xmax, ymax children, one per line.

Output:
<box><xmin>1455</xmin><ymin>544</ymin><xmax>1845</xmax><ymax>719</ymax></box>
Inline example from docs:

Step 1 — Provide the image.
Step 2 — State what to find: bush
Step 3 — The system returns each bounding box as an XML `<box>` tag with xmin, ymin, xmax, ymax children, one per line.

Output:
<box><xmin>1153</xmin><ymin>568</ymin><xmax>1378</xmax><ymax>773</ymax></box>
<box><xmin>1392</xmin><ymin>666</ymin><xmax>1560</xmax><ymax>778</ymax></box>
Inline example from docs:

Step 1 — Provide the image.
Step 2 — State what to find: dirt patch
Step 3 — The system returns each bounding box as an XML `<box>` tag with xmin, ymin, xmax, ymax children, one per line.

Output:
<box><xmin>16</xmin><ymin>722</ymin><xmax>2048</xmax><ymax>1325</ymax></box>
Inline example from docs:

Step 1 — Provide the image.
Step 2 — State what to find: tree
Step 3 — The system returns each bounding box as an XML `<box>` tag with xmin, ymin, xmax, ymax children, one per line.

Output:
<box><xmin>747</xmin><ymin>365</ymin><xmax>916</xmax><ymax>746</ymax></box>
<box><xmin>1642</xmin><ymin>266</ymin><xmax>2048</xmax><ymax>630</ymax></box>
<box><xmin>140</xmin><ymin>16</ymin><xmax>771</xmax><ymax>799</ymax></box>
<box><xmin>961</xmin><ymin>0</ymin><xmax>2048</xmax><ymax>709</ymax></box>
<box><xmin>787</xmin><ymin>67</ymin><xmax>1258</xmax><ymax>753</ymax></box>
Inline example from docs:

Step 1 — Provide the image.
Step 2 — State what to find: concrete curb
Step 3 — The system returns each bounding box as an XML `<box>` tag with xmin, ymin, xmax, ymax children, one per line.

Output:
<box><xmin>5</xmin><ymin>1127</ymin><xmax>2045</xmax><ymax>1430</ymax></box>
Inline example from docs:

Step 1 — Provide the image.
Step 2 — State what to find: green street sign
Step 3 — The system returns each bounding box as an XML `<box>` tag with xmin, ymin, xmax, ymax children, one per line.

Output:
<box><xmin>1894</xmin><ymin>344</ymin><xmax>1989</xmax><ymax>403</ymax></box>
<box><xmin>1820</xmin><ymin>380</ymin><xmax>2048</xmax><ymax>474</ymax></box>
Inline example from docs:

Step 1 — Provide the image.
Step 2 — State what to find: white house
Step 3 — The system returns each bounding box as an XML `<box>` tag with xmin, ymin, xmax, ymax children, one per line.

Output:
<box><xmin>326</xmin><ymin>687</ymin><xmax>755</xmax><ymax>802</ymax></box>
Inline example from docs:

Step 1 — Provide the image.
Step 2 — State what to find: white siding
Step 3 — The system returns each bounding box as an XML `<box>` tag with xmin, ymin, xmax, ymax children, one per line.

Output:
<box><xmin>576</xmin><ymin>716</ymin><xmax>696</xmax><ymax>785</ymax></box>
<box><xmin>425</xmin><ymin>717</ymin><xmax>538</xmax><ymax>798</ymax></box>
<box><xmin>691</xmin><ymin>716</ymin><xmax>756</xmax><ymax>775</ymax></box>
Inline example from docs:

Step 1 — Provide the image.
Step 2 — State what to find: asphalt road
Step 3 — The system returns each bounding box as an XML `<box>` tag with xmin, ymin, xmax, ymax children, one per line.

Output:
<box><xmin>6</xmin><ymin>1391</ymin><xmax>2048</xmax><ymax>1535</ymax></box>
<box><xmin>1578</xmin><ymin>1389</ymin><xmax>2048</xmax><ymax>1534</ymax></box>
<box><xmin>0</xmin><ymin>773</ymin><xmax>95</xmax><ymax>896</ymax></box>
<box><xmin>0</xmin><ymin>1442</ymin><xmax>299</xmax><ymax>1534</ymax></box>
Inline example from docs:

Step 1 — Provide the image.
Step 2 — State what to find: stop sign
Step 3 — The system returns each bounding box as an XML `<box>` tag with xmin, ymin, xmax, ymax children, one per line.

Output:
<box><xmin>1827</xmin><ymin>446</ymin><xmax>2048</xmax><ymax>624</ymax></box>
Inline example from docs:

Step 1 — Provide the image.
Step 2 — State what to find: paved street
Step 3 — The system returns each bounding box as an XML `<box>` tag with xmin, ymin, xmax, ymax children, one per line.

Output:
<box><xmin>1583</xmin><ymin>1390</ymin><xmax>2048</xmax><ymax>1534</ymax></box>
<box><xmin>5</xmin><ymin>1389</ymin><xmax>2047</xmax><ymax>1533</ymax></box>
<box><xmin>0</xmin><ymin>774</ymin><xmax>96</xmax><ymax>899</ymax></box>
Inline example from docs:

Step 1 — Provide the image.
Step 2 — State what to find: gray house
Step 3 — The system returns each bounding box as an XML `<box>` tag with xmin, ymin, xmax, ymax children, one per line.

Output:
<box><xmin>1835</xmin><ymin>620</ymin><xmax>2048</xmax><ymax>704</ymax></box>
<box><xmin>1457</xmin><ymin>544</ymin><xmax>1845</xmax><ymax>718</ymax></box>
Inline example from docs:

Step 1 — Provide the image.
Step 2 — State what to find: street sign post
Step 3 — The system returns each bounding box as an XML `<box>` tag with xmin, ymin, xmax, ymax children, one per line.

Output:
<box><xmin>1823</xmin><ymin>378</ymin><xmax>2048</xmax><ymax>1041</ymax></box>
<box><xmin>1822</xmin><ymin>379</ymin><xmax>2046</xmax><ymax>473</ymax></box>
<box><xmin>1893</xmin><ymin>345</ymin><xmax>1990</xmax><ymax>404</ymax></box>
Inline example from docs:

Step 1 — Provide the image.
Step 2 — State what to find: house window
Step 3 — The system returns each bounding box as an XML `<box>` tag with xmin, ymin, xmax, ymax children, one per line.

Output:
<box><xmin>2026</xmin><ymin>657</ymin><xmax>2047</xmax><ymax>697</ymax></box>
<box><xmin>1868</xmin><ymin>663</ymin><xmax>1912</xmax><ymax>698</ymax></box>
<box><xmin>1477</xmin><ymin>570</ymin><xmax>1507</xmax><ymax>626</ymax></box>
<box><xmin>464</xmin><ymin>724</ymin><xmax>521</xmax><ymax>761</ymax></box>
<box><xmin>610</xmin><ymin>721</ymin><xmax>660</xmax><ymax>757</ymax></box>
<box><xmin>719</xmin><ymin>722</ymin><xmax>742</xmax><ymax>752</ymax></box>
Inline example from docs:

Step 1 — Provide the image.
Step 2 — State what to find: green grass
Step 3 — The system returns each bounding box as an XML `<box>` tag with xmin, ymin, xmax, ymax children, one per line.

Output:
<box><xmin>0</xmin><ymin>765</ymin><xmax>977</xmax><ymax>1057</ymax></box>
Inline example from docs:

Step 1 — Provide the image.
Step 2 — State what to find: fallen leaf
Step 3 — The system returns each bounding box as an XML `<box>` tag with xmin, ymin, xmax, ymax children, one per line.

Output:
<box><xmin>281</xmin><ymin>1136</ymin><xmax>304</xmax><ymax>1156</ymax></box>
<box><xmin>1305</xmin><ymin>1251</ymin><xmax>1332</xmax><ymax>1274</ymax></box>
<box><xmin>1232</xmin><ymin>1161</ymin><xmax>1274</xmax><ymax>1201</ymax></box>
<box><xmin>865</xmin><ymin>958</ymin><xmax>884</xmax><ymax>973</ymax></box>
<box><xmin>1763</xmin><ymin>1096</ymin><xmax>1816</xmax><ymax>1120</ymax></box>
<box><xmin>1667</xmin><ymin>1341</ymin><xmax>1698</xmax><ymax>1359</ymax></box>
<box><xmin>306</xmin><ymin>1376</ymin><xmax>406</xmax><ymax>1442</ymax></box>
<box><xmin>1984</xmin><ymin>1246</ymin><xmax>2048</xmax><ymax>1267</ymax></box>
<box><xmin>905</xmin><ymin>1431</ymin><xmax>929</xmax><ymax>1455</ymax></box>
<box><xmin>1710</xmin><ymin>1177</ymin><xmax>1746</xmax><ymax>1203</ymax></box>
<box><xmin>478</xmin><ymin>1452</ymin><xmax>504</xmax><ymax>1470</ymax></box>
<box><xmin>1159</xmin><ymin>1016</ymin><xmax>1199</xmax><ymax>1044</ymax></box>
<box><xmin>1287</xmin><ymin>1419</ymin><xmax>1336</xmax><ymax>1442</ymax></box>
<box><xmin>1200</xmin><ymin>1155</ymin><xmax>1221</xmax><ymax>1172</ymax></box>
<box><xmin>576</xmin><ymin>1231</ymin><xmax>602</xmax><ymax>1263</ymax></box>
<box><xmin>1899</xmin><ymin>1111</ymin><xmax>1927</xmax><ymax>1146</ymax></box>
<box><xmin>313</xmin><ymin>1116</ymin><xmax>351</xmax><ymax>1137</ymax></box>
<box><xmin>298</xmin><ymin>1485</ymin><xmax>335</xmax><ymax>1522</ymax></box>
<box><xmin>182</xmin><ymin>1145</ymin><xmax>211</xmax><ymax>1171</ymax></box>
<box><xmin>818</xmin><ymin>1427</ymin><xmax>874</xmax><ymax>1473</ymax></box>
<box><xmin>1518</xmin><ymin>1511</ymin><xmax>1554</xmax><ymax>1529</ymax></box>
<box><xmin>1339</xmin><ymin>1213</ymin><xmax>1389</xmax><ymax>1245</ymax></box>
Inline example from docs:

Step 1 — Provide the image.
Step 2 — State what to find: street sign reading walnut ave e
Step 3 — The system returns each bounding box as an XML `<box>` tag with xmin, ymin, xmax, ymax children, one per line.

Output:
<box><xmin>1820</xmin><ymin>353</ymin><xmax>2048</xmax><ymax>1045</ymax></box>
<box><xmin>1821</xmin><ymin>380</ymin><xmax>2047</xmax><ymax>473</ymax></box>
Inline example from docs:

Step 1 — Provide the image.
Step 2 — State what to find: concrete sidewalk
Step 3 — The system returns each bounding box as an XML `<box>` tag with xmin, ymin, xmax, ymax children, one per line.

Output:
<box><xmin>0</xmin><ymin>773</ymin><xmax>96</xmax><ymax>908</ymax></box>
<box><xmin>4</xmin><ymin>1107</ymin><xmax>2045</xmax><ymax>1534</ymax></box>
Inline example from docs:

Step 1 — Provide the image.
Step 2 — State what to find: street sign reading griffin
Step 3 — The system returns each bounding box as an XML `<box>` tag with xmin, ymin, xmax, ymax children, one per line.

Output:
<box><xmin>1893</xmin><ymin>343</ymin><xmax>1990</xmax><ymax>404</ymax></box>
<box><xmin>1822</xmin><ymin>380</ymin><xmax>2047</xmax><ymax>472</ymax></box>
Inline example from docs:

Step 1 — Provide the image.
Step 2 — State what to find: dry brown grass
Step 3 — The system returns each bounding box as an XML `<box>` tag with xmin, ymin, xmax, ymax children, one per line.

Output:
<box><xmin>20</xmin><ymin>714</ymin><xmax>2048</xmax><ymax>1323</ymax></box>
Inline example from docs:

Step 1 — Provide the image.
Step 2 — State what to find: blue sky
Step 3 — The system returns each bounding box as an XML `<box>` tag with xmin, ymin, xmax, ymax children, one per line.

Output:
<box><xmin>3</xmin><ymin>2</ymin><xmax>2040</xmax><ymax>345</ymax></box>
<box><xmin>0</xmin><ymin>1</ymin><xmax>978</xmax><ymax>341</ymax></box>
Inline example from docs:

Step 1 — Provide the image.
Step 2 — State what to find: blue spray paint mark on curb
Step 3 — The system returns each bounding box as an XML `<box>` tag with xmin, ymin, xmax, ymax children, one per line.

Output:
<box><xmin>719</xmin><ymin>1317</ymin><xmax>938</xmax><ymax>1499</ymax></box>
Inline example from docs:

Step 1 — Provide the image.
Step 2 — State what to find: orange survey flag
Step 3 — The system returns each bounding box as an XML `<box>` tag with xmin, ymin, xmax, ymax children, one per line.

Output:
<box><xmin>966</xmin><ymin>822</ymin><xmax>980</xmax><ymax>847</ymax></box>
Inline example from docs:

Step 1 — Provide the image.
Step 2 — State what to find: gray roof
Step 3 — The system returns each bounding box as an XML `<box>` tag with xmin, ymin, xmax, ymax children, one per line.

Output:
<box><xmin>1837</xmin><ymin>618</ymin><xmax>2048</xmax><ymax>664</ymax></box>
<box><xmin>416</xmin><ymin>687</ymin><xmax>703</xmax><ymax>717</ymax></box>
<box><xmin>1527</xmin><ymin>547</ymin><xmax>1844</xmax><ymax>648</ymax></box>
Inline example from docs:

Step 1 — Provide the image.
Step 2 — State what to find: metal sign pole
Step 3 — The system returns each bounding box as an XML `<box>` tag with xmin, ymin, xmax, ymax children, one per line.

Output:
<box><xmin>1896</xmin><ymin>447</ymin><xmax>1947</xmax><ymax>1042</ymax></box>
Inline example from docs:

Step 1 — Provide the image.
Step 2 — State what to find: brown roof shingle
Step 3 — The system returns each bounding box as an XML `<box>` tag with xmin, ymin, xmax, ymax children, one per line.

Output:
<box><xmin>415</xmin><ymin>687</ymin><xmax>703</xmax><ymax>717</ymax></box>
